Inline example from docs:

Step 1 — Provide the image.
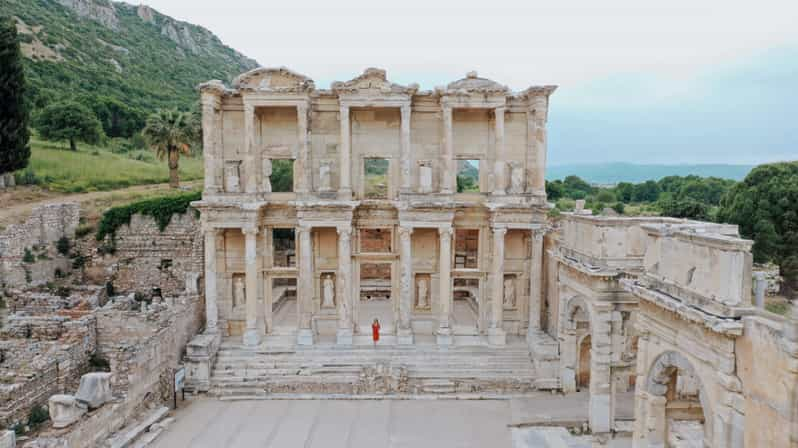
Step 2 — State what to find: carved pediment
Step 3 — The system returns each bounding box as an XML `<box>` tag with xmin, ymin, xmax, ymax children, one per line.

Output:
<box><xmin>233</xmin><ymin>67</ymin><xmax>315</xmax><ymax>93</ymax></box>
<box><xmin>332</xmin><ymin>67</ymin><xmax>418</xmax><ymax>96</ymax></box>
<box><xmin>439</xmin><ymin>71</ymin><xmax>509</xmax><ymax>96</ymax></box>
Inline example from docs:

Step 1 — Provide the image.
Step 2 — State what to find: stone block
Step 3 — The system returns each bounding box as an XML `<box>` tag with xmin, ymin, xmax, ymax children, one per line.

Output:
<box><xmin>75</xmin><ymin>372</ymin><xmax>113</xmax><ymax>409</ymax></box>
<box><xmin>487</xmin><ymin>327</ymin><xmax>507</xmax><ymax>346</ymax></box>
<box><xmin>336</xmin><ymin>328</ymin><xmax>354</xmax><ymax>345</ymax></box>
<box><xmin>297</xmin><ymin>328</ymin><xmax>315</xmax><ymax>346</ymax></box>
<box><xmin>396</xmin><ymin>327</ymin><xmax>414</xmax><ymax>345</ymax></box>
<box><xmin>0</xmin><ymin>431</ymin><xmax>14</xmax><ymax>448</ymax></box>
<box><xmin>49</xmin><ymin>394</ymin><xmax>87</xmax><ymax>428</ymax></box>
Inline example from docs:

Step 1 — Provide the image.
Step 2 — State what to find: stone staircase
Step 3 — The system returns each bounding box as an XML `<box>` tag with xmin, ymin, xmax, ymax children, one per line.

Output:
<box><xmin>209</xmin><ymin>340</ymin><xmax>541</xmax><ymax>399</ymax></box>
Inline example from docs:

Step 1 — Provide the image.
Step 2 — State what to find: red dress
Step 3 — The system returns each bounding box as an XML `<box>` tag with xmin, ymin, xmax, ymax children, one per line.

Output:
<box><xmin>372</xmin><ymin>322</ymin><xmax>380</xmax><ymax>342</ymax></box>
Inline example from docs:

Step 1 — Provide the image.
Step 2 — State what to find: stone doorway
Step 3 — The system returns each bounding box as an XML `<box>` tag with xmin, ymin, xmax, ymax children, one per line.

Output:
<box><xmin>453</xmin><ymin>278</ymin><xmax>480</xmax><ymax>335</ymax></box>
<box><xmin>577</xmin><ymin>334</ymin><xmax>591</xmax><ymax>391</ymax></box>
<box><xmin>271</xmin><ymin>277</ymin><xmax>298</xmax><ymax>334</ymax></box>
<box><xmin>358</xmin><ymin>262</ymin><xmax>395</xmax><ymax>334</ymax></box>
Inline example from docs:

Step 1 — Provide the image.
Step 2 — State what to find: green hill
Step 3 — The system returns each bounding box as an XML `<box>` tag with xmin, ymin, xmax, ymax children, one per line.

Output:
<box><xmin>4</xmin><ymin>0</ymin><xmax>258</xmax><ymax>116</ymax></box>
<box><xmin>546</xmin><ymin>162</ymin><xmax>754</xmax><ymax>184</ymax></box>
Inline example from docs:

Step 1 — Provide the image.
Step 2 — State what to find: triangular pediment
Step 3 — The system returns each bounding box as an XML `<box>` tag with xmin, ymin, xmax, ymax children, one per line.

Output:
<box><xmin>442</xmin><ymin>71</ymin><xmax>509</xmax><ymax>95</ymax></box>
<box><xmin>233</xmin><ymin>67</ymin><xmax>315</xmax><ymax>93</ymax></box>
<box><xmin>332</xmin><ymin>68</ymin><xmax>418</xmax><ymax>96</ymax></box>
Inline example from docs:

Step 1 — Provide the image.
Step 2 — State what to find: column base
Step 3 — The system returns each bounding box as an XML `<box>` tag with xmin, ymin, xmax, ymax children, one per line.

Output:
<box><xmin>487</xmin><ymin>327</ymin><xmax>506</xmax><ymax>346</ymax></box>
<box><xmin>337</xmin><ymin>189</ymin><xmax>352</xmax><ymax>200</ymax></box>
<box><xmin>243</xmin><ymin>328</ymin><xmax>261</xmax><ymax>347</ymax></box>
<box><xmin>336</xmin><ymin>328</ymin><xmax>353</xmax><ymax>345</ymax></box>
<box><xmin>297</xmin><ymin>328</ymin><xmax>315</xmax><ymax>346</ymax></box>
<box><xmin>397</xmin><ymin>327</ymin><xmax>414</xmax><ymax>345</ymax></box>
<box><xmin>436</xmin><ymin>327</ymin><xmax>453</xmax><ymax>346</ymax></box>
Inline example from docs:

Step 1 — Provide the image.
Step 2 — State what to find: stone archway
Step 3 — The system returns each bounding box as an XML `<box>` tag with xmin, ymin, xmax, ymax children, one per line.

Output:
<box><xmin>559</xmin><ymin>295</ymin><xmax>592</xmax><ymax>394</ymax></box>
<box><xmin>642</xmin><ymin>350</ymin><xmax>711</xmax><ymax>448</ymax></box>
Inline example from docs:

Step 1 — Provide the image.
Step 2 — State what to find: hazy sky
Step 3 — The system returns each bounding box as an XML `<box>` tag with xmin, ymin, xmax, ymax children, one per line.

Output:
<box><xmin>140</xmin><ymin>0</ymin><xmax>798</xmax><ymax>165</ymax></box>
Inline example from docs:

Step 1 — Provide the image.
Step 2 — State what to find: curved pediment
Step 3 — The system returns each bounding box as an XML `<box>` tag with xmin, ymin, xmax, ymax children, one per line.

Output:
<box><xmin>233</xmin><ymin>67</ymin><xmax>315</xmax><ymax>93</ymax></box>
<box><xmin>441</xmin><ymin>71</ymin><xmax>509</xmax><ymax>96</ymax></box>
<box><xmin>332</xmin><ymin>67</ymin><xmax>418</xmax><ymax>96</ymax></box>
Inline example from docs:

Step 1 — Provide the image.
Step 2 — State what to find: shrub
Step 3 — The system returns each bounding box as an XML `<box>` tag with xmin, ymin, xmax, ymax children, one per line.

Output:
<box><xmin>56</xmin><ymin>286</ymin><xmax>71</xmax><ymax>298</ymax></box>
<box><xmin>28</xmin><ymin>404</ymin><xmax>49</xmax><ymax>428</ymax></box>
<box><xmin>612</xmin><ymin>202</ymin><xmax>626</xmax><ymax>215</ymax></box>
<box><xmin>14</xmin><ymin>168</ymin><xmax>40</xmax><ymax>186</ymax></box>
<box><xmin>22</xmin><ymin>248</ymin><xmax>35</xmax><ymax>263</ymax></box>
<box><xmin>71</xmin><ymin>253</ymin><xmax>87</xmax><ymax>270</ymax></box>
<box><xmin>95</xmin><ymin>191</ymin><xmax>201</xmax><ymax>241</ymax></box>
<box><xmin>75</xmin><ymin>225</ymin><xmax>94</xmax><ymax>238</ymax></box>
<box><xmin>56</xmin><ymin>236</ymin><xmax>70</xmax><ymax>255</ymax></box>
<box><xmin>97</xmin><ymin>237</ymin><xmax>117</xmax><ymax>255</ymax></box>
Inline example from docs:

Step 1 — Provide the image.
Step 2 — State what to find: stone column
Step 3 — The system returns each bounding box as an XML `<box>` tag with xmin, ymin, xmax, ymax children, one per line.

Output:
<box><xmin>297</xmin><ymin>225</ymin><xmax>315</xmax><ymax>345</ymax></box>
<box><xmin>589</xmin><ymin>307</ymin><xmax>614</xmax><ymax>435</ymax></box>
<box><xmin>489</xmin><ymin>227</ymin><xmax>507</xmax><ymax>345</ymax></box>
<box><xmin>244</xmin><ymin>103</ymin><xmax>258</xmax><ymax>193</ymax></box>
<box><xmin>201</xmin><ymin>93</ymin><xmax>221</xmax><ymax>193</ymax></box>
<box><xmin>493</xmin><ymin>107</ymin><xmax>506</xmax><ymax>196</ymax></box>
<box><xmin>437</xmin><ymin>227</ymin><xmax>453</xmax><ymax>345</ymax></box>
<box><xmin>339</xmin><ymin>105</ymin><xmax>352</xmax><ymax>199</ymax></box>
<box><xmin>336</xmin><ymin>227</ymin><xmax>353</xmax><ymax>345</ymax></box>
<box><xmin>441</xmin><ymin>105</ymin><xmax>454</xmax><ymax>194</ymax></box>
<box><xmin>398</xmin><ymin>226</ymin><xmax>414</xmax><ymax>344</ymax></box>
<box><xmin>529</xmin><ymin>98</ymin><xmax>548</xmax><ymax>195</ymax></box>
<box><xmin>296</xmin><ymin>103</ymin><xmax>309</xmax><ymax>194</ymax></box>
<box><xmin>400</xmin><ymin>104</ymin><xmax>412</xmax><ymax>192</ymax></box>
<box><xmin>528</xmin><ymin>230</ymin><xmax>544</xmax><ymax>336</ymax></box>
<box><xmin>203</xmin><ymin>227</ymin><xmax>219</xmax><ymax>333</ymax></box>
<box><xmin>242</xmin><ymin>226</ymin><xmax>261</xmax><ymax>346</ymax></box>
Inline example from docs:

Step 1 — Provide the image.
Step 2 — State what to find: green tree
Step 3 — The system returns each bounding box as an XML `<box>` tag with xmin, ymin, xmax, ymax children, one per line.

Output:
<box><xmin>615</xmin><ymin>182</ymin><xmax>634</xmax><ymax>202</ymax></box>
<box><xmin>34</xmin><ymin>101</ymin><xmax>103</xmax><ymax>151</ymax></box>
<box><xmin>141</xmin><ymin>109</ymin><xmax>198</xmax><ymax>188</ymax></box>
<box><xmin>718</xmin><ymin>161</ymin><xmax>798</xmax><ymax>299</ymax></box>
<box><xmin>563</xmin><ymin>175</ymin><xmax>593</xmax><ymax>199</ymax></box>
<box><xmin>658</xmin><ymin>197</ymin><xmax>709</xmax><ymax>221</ymax></box>
<box><xmin>0</xmin><ymin>16</ymin><xmax>30</xmax><ymax>175</ymax></box>
<box><xmin>79</xmin><ymin>95</ymin><xmax>146</xmax><ymax>138</ymax></box>
<box><xmin>546</xmin><ymin>180</ymin><xmax>564</xmax><ymax>200</ymax></box>
<box><xmin>632</xmin><ymin>180</ymin><xmax>661</xmax><ymax>202</ymax></box>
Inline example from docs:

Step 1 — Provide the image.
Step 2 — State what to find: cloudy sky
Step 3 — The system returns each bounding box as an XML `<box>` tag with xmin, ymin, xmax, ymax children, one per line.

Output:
<box><xmin>142</xmin><ymin>0</ymin><xmax>797</xmax><ymax>165</ymax></box>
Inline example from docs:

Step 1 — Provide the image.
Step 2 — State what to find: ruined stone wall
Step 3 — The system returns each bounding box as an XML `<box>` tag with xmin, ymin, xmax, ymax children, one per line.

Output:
<box><xmin>95</xmin><ymin>296</ymin><xmax>203</xmax><ymax>412</ymax></box>
<box><xmin>0</xmin><ymin>203</ymin><xmax>79</xmax><ymax>286</ymax></box>
<box><xmin>108</xmin><ymin>212</ymin><xmax>203</xmax><ymax>297</ymax></box>
<box><xmin>736</xmin><ymin>313</ymin><xmax>797</xmax><ymax>448</ymax></box>
<box><xmin>0</xmin><ymin>314</ymin><xmax>96</xmax><ymax>427</ymax></box>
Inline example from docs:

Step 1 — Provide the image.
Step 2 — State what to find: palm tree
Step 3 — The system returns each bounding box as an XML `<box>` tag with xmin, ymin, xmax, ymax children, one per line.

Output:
<box><xmin>142</xmin><ymin>109</ymin><xmax>197</xmax><ymax>188</ymax></box>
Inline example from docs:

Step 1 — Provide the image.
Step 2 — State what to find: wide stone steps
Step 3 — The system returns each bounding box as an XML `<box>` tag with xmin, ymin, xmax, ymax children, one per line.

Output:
<box><xmin>209</xmin><ymin>342</ymin><xmax>538</xmax><ymax>398</ymax></box>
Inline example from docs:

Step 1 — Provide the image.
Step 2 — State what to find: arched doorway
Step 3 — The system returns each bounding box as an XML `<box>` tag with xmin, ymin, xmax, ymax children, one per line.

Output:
<box><xmin>577</xmin><ymin>334</ymin><xmax>591</xmax><ymax>391</ymax></box>
<box><xmin>643</xmin><ymin>351</ymin><xmax>710</xmax><ymax>447</ymax></box>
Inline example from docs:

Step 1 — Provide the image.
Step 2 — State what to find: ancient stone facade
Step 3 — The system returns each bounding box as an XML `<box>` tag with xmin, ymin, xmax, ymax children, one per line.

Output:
<box><xmin>195</xmin><ymin>67</ymin><xmax>555</xmax><ymax>347</ymax></box>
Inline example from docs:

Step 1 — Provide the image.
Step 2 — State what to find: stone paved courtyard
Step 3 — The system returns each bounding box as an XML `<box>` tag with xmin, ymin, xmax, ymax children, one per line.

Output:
<box><xmin>152</xmin><ymin>398</ymin><xmax>511</xmax><ymax>448</ymax></box>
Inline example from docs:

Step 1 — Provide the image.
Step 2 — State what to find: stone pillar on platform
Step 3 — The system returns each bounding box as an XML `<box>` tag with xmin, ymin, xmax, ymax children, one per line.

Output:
<box><xmin>243</xmin><ymin>103</ymin><xmax>258</xmax><ymax>194</ymax></box>
<box><xmin>336</xmin><ymin>226</ymin><xmax>354</xmax><ymax>345</ymax></box>
<box><xmin>297</xmin><ymin>225</ymin><xmax>315</xmax><ymax>345</ymax></box>
<box><xmin>339</xmin><ymin>105</ymin><xmax>352</xmax><ymax>199</ymax></box>
<box><xmin>242</xmin><ymin>226</ymin><xmax>261</xmax><ymax>346</ymax></box>
<box><xmin>296</xmin><ymin>103</ymin><xmax>309</xmax><ymax>194</ymax></box>
<box><xmin>398</xmin><ymin>226</ymin><xmax>415</xmax><ymax>344</ymax></box>
<box><xmin>441</xmin><ymin>106</ymin><xmax>454</xmax><ymax>194</ymax></box>
<box><xmin>400</xmin><ymin>105</ymin><xmax>412</xmax><ymax>193</ymax></box>
<box><xmin>528</xmin><ymin>230</ymin><xmax>544</xmax><ymax>336</ymax></box>
<box><xmin>493</xmin><ymin>107</ymin><xmax>506</xmax><ymax>196</ymax></box>
<box><xmin>203</xmin><ymin>226</ymin><xmax>219</xmax><ymax>333</ymax></box>
<box><xmin>489</xmin><ymin>227</ymin><xmax>507</xmax><ymax>345</ymax></box>
<box><xmin>437</xmin><ymin>226</ymin><xmax>453</xmax><ymax>346</ymax></box>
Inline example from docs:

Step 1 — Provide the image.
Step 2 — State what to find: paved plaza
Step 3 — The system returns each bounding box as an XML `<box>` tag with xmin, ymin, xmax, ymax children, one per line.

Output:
<box><xmin>153</xmin><ymin>398</ymin><xmax>512</xmax><ymax>448</ymax></box>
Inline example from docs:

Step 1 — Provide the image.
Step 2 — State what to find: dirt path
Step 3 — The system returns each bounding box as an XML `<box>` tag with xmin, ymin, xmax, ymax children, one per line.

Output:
<box><xmin>0</xmin><ymin>181</ymin><xmax>200</xmax><ymax>228</ymax></box>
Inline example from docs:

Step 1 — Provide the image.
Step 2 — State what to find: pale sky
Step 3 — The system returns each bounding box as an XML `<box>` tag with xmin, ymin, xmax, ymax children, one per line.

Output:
<box><xmin>140</xmin><ymin>0</ymin><xmax>798</xmax><ymax>165</ymax></box>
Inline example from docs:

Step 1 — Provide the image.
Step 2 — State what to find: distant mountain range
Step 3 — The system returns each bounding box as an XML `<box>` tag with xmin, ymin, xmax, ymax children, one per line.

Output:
<box><xmin>546</xmin><ymin>163</ymin><xmax>754</xmax><ymax>184</ymax></box>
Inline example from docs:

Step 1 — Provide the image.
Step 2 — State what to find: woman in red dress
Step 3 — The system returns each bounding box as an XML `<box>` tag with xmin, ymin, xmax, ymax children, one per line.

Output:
<box><xmin>372</xmin><ymin>318</ymin><xmax>380</xmax><ymax>347</ymax></box>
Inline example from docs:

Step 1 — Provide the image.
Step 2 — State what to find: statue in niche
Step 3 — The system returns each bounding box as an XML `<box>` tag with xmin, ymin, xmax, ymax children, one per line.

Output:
<box><xmin>417</xmin><ymin>277</ymin><xmax>430</xmax><ymax>310</ymax></box>
<box><xmin>503</xmin><ymin>277</ymin><xmax>516</xmax><ymax>308</ymax></box>
<box><xmin>319</xmin><ymin>161</ymin><xmax>332</xmax><ymax>192</ymax></box>
<box><xmin>262</xmin><ymin>158</ymin><xmax>272</xmax><ymax>192</ymax></box>
<box><xmin>321</xmin><ymin>274</ymin><xmax>335</xmax><ymax>308</ymax></box>
<box><xmin>509</xmin><ymin>162</ymin><xmax>524</xmax><ymax>194</ymax></box>
<box><xmin>418</xmin><ymin>163</ymin><xmax>433</xmax><ymax>193</ymax></box>
<box><xmin>233</xmin><ymin>275</ymin><xmax>245</xmax><ymax>308</ymax></box>
<box><xmin>224</xmin><ymin>161</ymin><xmax>241</xmax><ymax>193</ymax></box>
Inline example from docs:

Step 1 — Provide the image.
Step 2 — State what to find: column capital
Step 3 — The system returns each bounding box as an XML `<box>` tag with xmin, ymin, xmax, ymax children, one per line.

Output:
<box><xmin>242</xmin><ymin>226</ymin><xmax>259</xmax><ymax>236</ymax></box>
<box><xmin>339</xmin><ymin>104</ymin><xmax>350</xmax><ymax>115</ymax></box>
<box><xmin>336</xmin><ymin>226</ymin><xmax>352</xmax><ymax>238</ymax></box>
<box><xmin>438</xmin><ymin>226</ymin><xmax>454</xmax><ymax>237</ymax></box>
<box><xmin>400</xmin><ymin>104</ymin><xmax>411</xmax><ymax>118</ymax></box>
<box><xmin>492</xmin><ymin>227</ymin><xmax>508</xmax><ymax>237</ymax></box>
<box><xmin>298</xmin><ymin>224</ymin><xmax>312</xmax><ymax>234</ymax></box>
<box><xmin>494</xmin><ymin>106</ymin><xmax>506</xmax><ymax>115</ymax></box>
<box><xmin>398</xmin><ymin>226</ymin><xmax>414</xmax><ymax>237</ymax></box>
<box><xmin>297</xmin><ymin>102</ymin><xmax>309</xmax><ymax>114</ymax></box>
<box><xmin>201</xmin><ymin>223</ymin><xmax>218</xmax><ymax>234</ymax></box>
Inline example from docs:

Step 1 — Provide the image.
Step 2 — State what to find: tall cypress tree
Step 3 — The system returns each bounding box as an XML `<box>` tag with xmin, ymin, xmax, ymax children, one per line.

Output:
<box><xmin>0</xmin><ymin>16</ymin><xmax>31</xmax><ymax>175</ymax></box>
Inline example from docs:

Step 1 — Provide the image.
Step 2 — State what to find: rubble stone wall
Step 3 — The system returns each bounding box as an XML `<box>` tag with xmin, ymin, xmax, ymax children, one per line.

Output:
<box><xmin>108</xmin><ymin>213</ymin><xmax>203</xmax><ymax>297</ymax></box>
<box><xmin>0</xmin><ymin>315</ymin><xmax>96</xmax><ymax>427</ymax></box>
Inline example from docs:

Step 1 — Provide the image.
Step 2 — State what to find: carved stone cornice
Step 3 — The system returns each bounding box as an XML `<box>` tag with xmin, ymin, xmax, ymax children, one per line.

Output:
<box><xmin>437</xmin><ymin>71</ymin><xmax>509</xmax><ymax>96</ymax></box>
<box><xmin>233</xmin><ymin>67</ymin><xmax>316</xmax><ymax>93</ymax></box>
<box><xmin>332</xmin><ymin>67</ymin><xmax>418</xmax><ymax>97</ymax></box>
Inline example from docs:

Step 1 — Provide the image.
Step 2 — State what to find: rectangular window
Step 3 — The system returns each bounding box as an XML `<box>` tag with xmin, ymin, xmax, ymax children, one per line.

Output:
<box><xmin>455</xmin><ymin>229</ymin><xmax>479</xmax><ymax>269</ymax></box>
<box><xmin>364</xmin><ymin>158</ymin><xmax>389</xmax><ymax>199</ymax></box>
<box><xmin>456</xmin><ymin>159</ymin><xmax>480</xmax><ymax>193</ymax></box>
<box><xmin>360</xmin><ymin>228</ymin><xmax>392</xmax><ymax>253</ymax></box>
<box><xmin>272</xmin><ymin>228</ymin><xmax>296</xmax><ymax>267</ymax></box>
<box><xmin>270</xmin><ymin>159</ymin><xmax>294</xmax><ymax>192</ymax></box>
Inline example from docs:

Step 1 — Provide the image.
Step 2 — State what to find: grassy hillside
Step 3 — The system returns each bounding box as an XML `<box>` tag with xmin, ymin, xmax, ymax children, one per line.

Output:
<box><xmin>4</xmin><ymin>0</ymin><xmax>258</xmax><ymax>113</ymax></box>
<box><xmin>17</xmin><ymin>138</ymin><xmax>203</xmax><ymax>193</ymax></box>
<box><xmin>547</xmin><ymin>162</ymin><xmax>753</xmax><ymax>184</ymax></box>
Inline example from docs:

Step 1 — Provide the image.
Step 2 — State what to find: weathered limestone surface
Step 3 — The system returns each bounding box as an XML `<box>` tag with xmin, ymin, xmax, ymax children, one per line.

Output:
<box><xmin>75</xmin><ymin>372</ymin><xmax>113</xmax><ymax>409</ymax></box>
<box><xmin>48</xmin><ymin>394</ymin><xmax>87</xmax><ymax>428</ymax></box>
<box><xmin>0</xmin><ymin>431</ymin><xmax>14</xmax><ymax>448</ymax></box>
